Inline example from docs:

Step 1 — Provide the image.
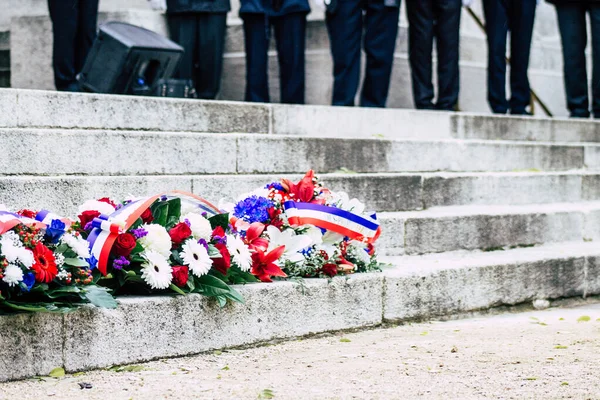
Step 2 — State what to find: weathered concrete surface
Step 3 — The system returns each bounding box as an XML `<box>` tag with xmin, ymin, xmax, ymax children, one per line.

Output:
<box><xmin>63</xmin><ymin>273</ymin><xmax>383</xmax><ymax>371</ymax></box>
<box><xmin>4</xmin><ymin>303</ymin><xmax>600</xmax><ymax>400</ymax></box>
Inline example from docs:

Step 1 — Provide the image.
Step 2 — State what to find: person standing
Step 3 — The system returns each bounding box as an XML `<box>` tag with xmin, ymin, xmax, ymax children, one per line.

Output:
<box><xmin>240</xmin><ymin>0</ymin><xmax>310</xmax><ymax>104</ymax></box>
<box><xmin>165</xmin><ymin>0</ymin><xmax>230</xmax><ymax>99</ymax></box>
<box><xmin>326</xmin><ymin>0</ymin><xmax>400</xmax><ymax>107</ymax></box>
<box><xmin>482</xmin><ymin>0</ymin><xmax>537</xmax><ymax>115</ymax></box>
<box><xmin>406</xmin><ymin>0</ymin><xmax>462</xmax><ymax>111</ymax></box>
<box><xmin>47</xmin><ymin>0</ymin><xmax>99</xmax><ymax>92</ymax></box>
<box><xmin>548</xmin><ymin>0</ymin><xmax>600</xmax><ymax>118</ymax></box>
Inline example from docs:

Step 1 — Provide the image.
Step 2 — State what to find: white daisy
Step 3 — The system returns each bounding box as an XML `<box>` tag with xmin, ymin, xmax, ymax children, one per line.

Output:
<box><xmin>180</xmin><ymin>213</ymin><xmax>213</xmax><ymax>241</ymax></box>
<box><xmin>61</xmin><ymin>233</ymin><xmax>91</xmax><ymax>259</ymax></box>
<box><xmin>138</xmin><ymin>224</ymin><xmax>172</xmax><ymax>257</ymax></box>
<box><xmin>3</xmin><ymin>264</ymin><xmax>23</xmax><ymax>287</ymax></box>
<box><xmin>140</xmin><ymin>251</ymin><xmax>172</xmax><ymax>290</ymax></box>
<box><xmin>266</xmin><ymin>225</ymin><xmax>312</xmax><ymax>265</ymax></box>
<box><xmin>226</xmin><ymin>235</ymin><xmax>252</xmax><ymax>272</ymax></box>
<box><xmin>181</xmin><ymin>239</ymin><xmax>213</xmax><ymax>277</ymax></box>
<box><xmin>78</xmin><ymin>199</ymin><xmax>116</xmax><ymax>216</ymax></box>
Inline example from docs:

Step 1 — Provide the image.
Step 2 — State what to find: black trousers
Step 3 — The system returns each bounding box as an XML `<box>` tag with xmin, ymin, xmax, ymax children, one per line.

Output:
<box><xmin>406</xmin><ymin>0</ymin><xmax>461</xmax><ymax>111</ymax></box>
<box><xmin>168</xmin><ymin>13</ymin><xmax>227</xmax><ymax>100</ymax></box>
<box><xmin>555</xmin><ymin>3</ymin><xmax>600</xmax><ymax>118</ymax></box>
<box><xmin>48</xmin><ymin>0</ymin><xmax>99</xmax><ymax>91</ymax></box>
<box><xmin>242</xmin><ymin>13</ymin><xmax>306</xmax><ymax>104</ymax></box>
<box><xmin>482</xmin><ymin>0</ymin><xmax>536</xmax><ymax>114</ymax></box>
<box><xmin>326</xmin><ymin>0</ymin><xmax>400</xmax><ymax>107</ymax></box>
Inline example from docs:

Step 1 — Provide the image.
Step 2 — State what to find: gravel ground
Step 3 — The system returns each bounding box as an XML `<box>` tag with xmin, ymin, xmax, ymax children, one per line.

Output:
<box><xmin>2</xmin><ymin>303</ymin><xmax>600</xmax><ymax>400</ymax></box>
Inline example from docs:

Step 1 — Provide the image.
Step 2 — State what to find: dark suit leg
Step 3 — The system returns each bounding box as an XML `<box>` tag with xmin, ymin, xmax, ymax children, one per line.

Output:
<box><xmin>48</xmin><ymin>0</ymin><xmax>79</xmax><ymax>91</ymax></box>
<box><xmin>589</xmin><ymin>5</ymin><xmax>600</xmax><ymax>117</ymax></box>
<box><xmin>168</xmin><ymin>14</ymin><xmax>198</xmax><ymax>82</ymax></box>
<box><xmin>406</xmin><ymin>0</ymin><xmax>435</xmax><ymax>110</ymax></box>
<box><xmin>75</xmin><ymin>0</ymin><xmax>98</xmax><ymax>74</ymax></box>
<box><xmin>326</xmin><ymin>0</ymin><xmax>363</xmax><ymax>106</ymax></box>
<box><xmin>507</xmin><ymin>0</ymin><xmax>536</xmax><ymax>114</ymax></box>
<box><xmin>196</xmin><ymin>13</ymin><xmax>227</xmax><ymax>99</ymax></box>
<box><xmin>482</xmin><ymin>0</ymin><xmax>509</xmax><ymax>114</ymax></box>
<box><xmin>555</xmin><ymin>4</ymin><xmax>589</xmax><ymax>117</ymax></box>
<box><xmin>243</xmin><ymin>14</ymin><xmax>270</xmax><ymax>103</ymax></box>
<box><xmin>361</xmin><ymin>0</ymin><xmax>400</xmax><ymax>107</ymax></box>
<box><xmin>273</xmin><ymin>12</ymin><xmax>306</xmax><ymax>104</ymax></box>
<box><xmin>433</xmin><ymin>0</ymin><xmax>461</xmax><ymax>111</ymax></box>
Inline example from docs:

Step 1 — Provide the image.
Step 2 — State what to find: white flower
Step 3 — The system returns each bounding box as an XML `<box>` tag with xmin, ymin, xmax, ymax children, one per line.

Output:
<box><xmin>348</xmin><ymin>240</ymin><xmax>371</xmax><ymax>265</ymax></box>
<box><xmin>301</xmin><ymin>225</ymin><xmax>323</xmax><ymax>247</ymax></box>
<box><xmin>316</xmin><ymin>231</ymin><xmax>344</xmax><ymax>259</ymax></box>
<box><xmin>0</xmin><ymin>238</ymin><xmax>22</xmax><ymax>264</ymax></box>
<box><xmin>78</xmin><ymin>199</ymin><xmax>116</xmax><ymax>216</ymax></box>
<box><xmin>140</xmin><ymin>251</ymin><xmax>172</xmax><ymax>289</ymax></box>
<box><xmin>226</xmin><ymin>235</ymin><xmax>252</xmax><ymax>272</ymax></box>
<box><xmin>1</xmin><ymin>231</ymin><xmax>20</xmax><ymax>245</ymax></box>
<box><xmin>266</xmin><ymin>226</ymin><xmax>312</xmax><ymax>265</ymax></box>
<box><xmin>61</xmin><ymin>233</ymin><xmax>91</xmax><ymax>259</ymax></box>
<box><xmin>2</xmin><ymin>264</ymin><xmax>23</xmax><ymax>287</ymax></box>
<box><xmin>181</xmin><ymin>239</ymin><xmax>213</xmax><ymax>277</ymax></box>
<box><xmin>180</xmin><ymin>213</ymin><xmax>213</xmax><ymax>241</ymax></box>
<box><xmin>329</xmin><ymin>191</ymin><xmax>365</xmax><ymax>215</ymax></box>
<box><xmin>56</xmin><ymin>268</ymin><xmax>70</xmax><ymax>280</ymax></box>
<box><xmin>138</xmin><ymin>224</ymin><xmax>172</xmax><ymax>257</ymax></box>
<box><xmin>54</xmin><ymin>253</ymin><xmax>65</xmax><ymax>267</ymax></box>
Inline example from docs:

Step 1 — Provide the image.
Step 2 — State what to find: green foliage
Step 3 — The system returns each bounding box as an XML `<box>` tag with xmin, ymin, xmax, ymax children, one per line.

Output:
<box><xmin>209</xmin><ymin>213</ymin><xmax>229</xmax><ymax>231</ymax></box>
<box><xmin>258</xmin><ymin>389</ymin><xmax>275</xmax><ymax>399</ymax></box>
<box><xmin>48</xmin><ymin>367</ymin><xmax>65</xmax><ymax>378</ymax></box>
<box><xmin>339</xmin><ymin>338</ymin><xmax>351</xmax><ymax>343</ymax></box>
<box><xmin>577</xmin><ymin>315</ymin><xmax>591</xmax><ymax>322</ymax></box>
<box><xmin>81</xmin><ymin>286</ymin><xmax>118</xmax><ymax>309</ymax></box>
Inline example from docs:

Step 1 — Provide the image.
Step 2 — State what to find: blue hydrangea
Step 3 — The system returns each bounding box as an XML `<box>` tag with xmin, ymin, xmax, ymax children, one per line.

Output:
<box><xmin>265</xmin><ymin>182</ymin><xmax>285</xmax><ymax>191</ymax></box>
<box><xmin>233</xmin><ymin>196</ymin><xmax>272</xmax><ymax>224</ymax></box>
<box><xmin>44</xmin><ymin>219</ymin><xmax>66</xmax><ymax>244</ymax></box>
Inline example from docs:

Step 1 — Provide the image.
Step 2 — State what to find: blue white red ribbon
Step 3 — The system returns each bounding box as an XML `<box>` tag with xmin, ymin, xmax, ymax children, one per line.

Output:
<box><xmin>283</xmin><ymin>201</ymin><xmax>380</xmax><ymax>243</ymax></box>
<box><xmin>0</xmin><ymin>210</ymin><xmax>45</xmax><ymax>235</ymax></box>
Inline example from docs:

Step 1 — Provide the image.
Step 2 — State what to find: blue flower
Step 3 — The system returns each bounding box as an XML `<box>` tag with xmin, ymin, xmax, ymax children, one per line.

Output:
<box><xmin>20</xmin><ymin>273</ymin><xmax>35</xmax><ymax>292</ymax></box>
<box><xmin>44</xmin><ymin>219</ymin><xmax>66</xmax><ymax>244</ymax></box>
<box><xmin>233</xmin><ymin>196</ymin><xmax>272</xmax><ymax>224</ymax></box>
<box><xmin>265</xmin><ymin>182</ymin><xmax>284</xmax><ymax>191</ymax></box>
<box><xmin>86</xmin><ymin>255</ymin><xmax>98</xmax><ymax>270</ymax></box>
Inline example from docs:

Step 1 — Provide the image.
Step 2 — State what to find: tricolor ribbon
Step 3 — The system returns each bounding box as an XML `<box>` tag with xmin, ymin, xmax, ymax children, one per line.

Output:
<box><xmin>35</xmin><ymin>209</ymin><xmax>72</xmax><ymax>227</ymax></box>
<box><xmin>86</xmin><ymin>191</ymin><xmax>220</xmax><ymax>275</ymax></box>
<box><xmin>283</xmin><ymin>201</ymin><xmax>381</xmax><ymax>243</ymax></box>
<box><xmin>0</xmin><ymin>211</ymin><xmax>46</xmax><ymax>235</ymax></box>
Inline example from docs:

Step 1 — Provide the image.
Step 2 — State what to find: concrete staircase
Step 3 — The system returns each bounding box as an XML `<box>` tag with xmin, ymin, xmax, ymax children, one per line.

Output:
<box><xmin>2</xmin><ymin>87</ymin><xmax>600</xmax><ymax>381</ymax></box>
<box><xmin>0</xmin><ymin>0</ymin><xmax>578</xmax><ymax>116</ymax></box>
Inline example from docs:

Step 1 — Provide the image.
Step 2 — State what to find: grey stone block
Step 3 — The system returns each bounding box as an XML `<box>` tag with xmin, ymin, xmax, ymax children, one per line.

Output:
<box><xmin>584</xmin><ymin>145</ymin><xmax>600</xmax><ymax>170</ymax></box>
<box><xmin>63</xmin><ymin>273</ymin><xmax>383</xmax><ymax>371</ymax></box>
<box><xmin>583</xmin><ymin>174</ymin><xmax>600</xmax><ymax>200</ymax></box>
<box><xmin>383</xmin><ymin>246</ymin><xmax>588</xmax><ymax>321</ymax></box>
<box><xmin>0</xmin><ymin>312</ymin><xmax>64</xmax><ymax>381</ymax></box>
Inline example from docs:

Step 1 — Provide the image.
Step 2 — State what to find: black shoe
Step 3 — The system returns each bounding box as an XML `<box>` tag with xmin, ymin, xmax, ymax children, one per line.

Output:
<box><xmin>510</xmin><ymin>109</ymin><xmax>532</xmax><ymax>116</ymax></box>
<box><xmin>571</xmin><ymin>110</ymin><xmax>590</xmax><ymax>118</ymax></box>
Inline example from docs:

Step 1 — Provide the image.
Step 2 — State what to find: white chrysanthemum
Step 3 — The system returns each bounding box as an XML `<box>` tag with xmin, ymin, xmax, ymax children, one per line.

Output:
<box><xmin>61</xmin><ymin>233</ymin><xmax>91</xmax><ymax>259</ymax></box>
<box><xmin>3</xmin><ymin>264</ymin><xmax>23</xmax><ymax>286</ymax></box>
<box><xmin>0</xmin><ymin>239</ymin><xmax>22</xmax><ymax>264</ymax></box>
<box><xmin>140</xmin><ymin>251</ymin><xmax>172</xmax><ymax>289</ymax></box>
<box><xmin>180</xmin><ymin>213</ymin><xmax>213</xmax><ymax>241</ymax></box>
<box><xmin>226</xmin><ymin>235</ymin><xmax>252</xmax><ymax>272</ymax></box>
<box><xmin>181</xmin><ymin>239</ymin><xmax>213</xmax><ymax>277</ymax></box>
<box><xmin>138</xmin><ymin>224</ymin><xmax>172</xmax><ymax>257</ymax></box>
<box><xmin>16</xmin><ymin>247</ymin><xmax>34</xmax><ymax>268</ymax></box>
<box><xmin>348</xmin><ymin>241</ymin><xmax>371</xmax><ymax>265</ymax></box>
<box><xmin>78</xmin><ymin>199</ymin><xmax>116</xmax><ymax>215</ymax></box>
<box><xmin>1</xmin><ymin>231</ymin><xmax>20</xmax><ymax>245</ymax></box>
<box><xmin>266</xmin><ymin>225</ymin><xmax>312</xmax><ymax>265</ymax></box>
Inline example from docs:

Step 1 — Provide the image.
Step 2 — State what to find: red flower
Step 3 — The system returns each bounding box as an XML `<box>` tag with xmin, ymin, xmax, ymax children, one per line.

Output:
<box><xmin>169</xmin><ymin>222</ymin><xmax>192</xmax><ymax>247</ymax></box>
<box><xmin>267</xmin><ymin>208</ymin><xmax>284</xmax><ymax>229</ymax></box>
<box><xmin>172</xmin><ymin>265</ymin><xmax>189</xmax><ymax>287</ymax></box>
<box><xmin>31</xmin><ymin>243</ymin><xmax>58</xmax><ymax>283</ymax></box>
<box><xmin>17</xmin><ymin>209</ymin><xmax>36</xmax><ymax>219</ymax></box>
<box><xmin>245</xmin><ymin>222</ymin><xmax>269</xmax><ymax>252</ymax></box>
<box><xmin>212</xmin><ymin>226</ymin><xmax>226</xmax><ymax>239</ymax></box>
<box><xmin>251</xmin><ymin>246</ymin><xmax>287</xmax><ymax>283</ymax></box>
<box><xmin>320</xmin><ymin>263</ymin><xmax>338</xmax><ymax>277</ymax></box>
<box><xmin>281</xmin><ymin>170</ymin><xmax>316</xmax><ymax>203</ymax></box>
<box><xmin>212</xmin><ymin>243</ymin><xmax>231</xmax><ymax>275</ymax></box>
<box><xmin>78</xmin><ymin>210</ymin><xmax>100</xmax><ymax>230</ymax></box>
<box><xmin>141</xmin><ymin>208</ymin><xmax>154</xmax><ymax>224</ymax></box>
<box><xmin>113</xmin><ymin>233</ymin><xmax>137</xmax><ymax>258</ymax></box>
<box><xmin>98</xmin><ymin>197</ymin><xmax>117</xmax><ymax>208</ymax></box>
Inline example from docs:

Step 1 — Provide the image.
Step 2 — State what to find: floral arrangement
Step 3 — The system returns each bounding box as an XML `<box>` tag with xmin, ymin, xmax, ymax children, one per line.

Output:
<box><xmin>0</xmin><ymin>171</ymin><xmax>381</xmax><ymax>313</ymax></box>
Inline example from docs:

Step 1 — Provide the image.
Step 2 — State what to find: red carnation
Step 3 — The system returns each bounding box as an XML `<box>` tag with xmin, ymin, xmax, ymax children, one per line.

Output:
<box><xmin>172</xmin><ymin>265</ymin><xmax>189</xmax><ymax>287</ymax></box>
<box><xmin>251</xmin><ymin>246</ymin><xmax>287</xmax><ymax>283</ymax></box>
<box><xmin>98</xmin><ymin>197</ymin><xmax>117</xmax><ymax>208</ymax></box>
<box><xmin>320</xmin><ymin>263</ymin><xmax>338</xmax><ymax>277</ymax></box>
<box><xmin>141</xmin><ymin>208</ymin><xmax>154</xmax><ymax>224</ymax></box>
<box><xmin>169</xmin><ymin>222</ymin><xmax>192</xmax><ymax>247</ymax></box>
<box><xmin>78</xmin><ymin>210</ymin><xmax>100</xmax><ymax>230</ymax></box>
<box><xmin>212</xmin><ymin>243</ymin><xmax>231</xmax><ymax>275</ymax></box>
<box><xmin>17</xmin><ymin>209</ymin><xmax>36</xmax><ymax>219</ymax></box>
<box><xmin>113</xmin><ymin>233</ymin><xmax>137</xmax><ymax>258</ymax></box>
<box><xmin>31</xmin><ymin>243</ymin><xmax>58</xmax><ymax>283</ymax></box>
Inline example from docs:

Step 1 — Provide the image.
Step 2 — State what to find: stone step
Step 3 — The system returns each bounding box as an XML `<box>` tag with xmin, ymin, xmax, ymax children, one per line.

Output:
<box><xmin>0</xmin><ymin>128</ymin><xmax>587</xmax><ymax>176</ymax></box>
<box><xmin>2</xmin><ymin>89</ymin><xmax>600</xmax><ymax>143</ymax></box>
<box><xmin>2</xmin><ymin>241</ymin><xmax>598</xmax><ymax>382</ymax></box>
<box><xmin>1</xmin><ymin>171</ymin><xmax>599</xmax><ymax>217</ymax></box>
<box><xmin>378</xmin><ymin>202</ymin><xmax>600</xmax><ymax>255</ymax></box>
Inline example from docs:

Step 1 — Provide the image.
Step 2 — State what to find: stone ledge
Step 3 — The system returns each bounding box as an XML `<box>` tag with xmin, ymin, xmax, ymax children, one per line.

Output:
<box><xmin>2</xmin><ymin>242</ymin><xmax>600</xmax><ymax>382</ymax></box>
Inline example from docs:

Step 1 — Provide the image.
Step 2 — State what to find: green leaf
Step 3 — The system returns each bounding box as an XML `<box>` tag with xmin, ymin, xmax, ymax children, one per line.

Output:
<box><xmin>577</xmin><ymin>316</ymin><xmax>591</xmax><ymax>322</ymax></box>
<box><xmin>215</xmin><ymin>295</ymin><xmax>227</xmax><ymax>308</ymax></box>
<box><xmin>48</xmin><ymin>367</ymin><xmax>65</xmax><ymax>378</ymax></box>
<box><xmin>196</xmin><ymin>275</ymin><xmax>245</xmax><ymax>304</ymax></box>
<box><xmin>166</xmin><ymin>198</ymin><xmax>181</xmax><ymax>228</ymax></box>
<box><xmin>339</xmin><ymin>338</ymin><xmax>351</xmax><ymax>343</ymax></box>
<box><xmin>209</xmin><ymin>213</ymin><xmax>229</xmax><ymax>231</ymax></box>
<box><xmin>151</xmin><ymin>201</ymin><xmax>169</xmax><ymax>227</ymax></box>
<box><xmin>258</xmin><ymin>389</ymin><xmax>275</xmax><ymax>399</ymax></box>
<box><xmin>169</xmin><ymin>284</ymin><xmax>186</xmax><ymax>296</ymax></box>
<box><xmin>64</xmin><ymin>258</ymin><xmax>89</xmax><ymax>267</ymax></box>
<box><xmin>83</xmin><ymin>286</ymin><xmax>118</xmax><ymax>309</ymax></box>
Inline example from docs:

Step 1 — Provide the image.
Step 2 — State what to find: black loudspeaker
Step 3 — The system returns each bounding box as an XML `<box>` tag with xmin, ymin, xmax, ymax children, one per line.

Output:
<box><xmin>78</xmin><ymin>21</ymin><xmax>184</xmax><ymax>95</ymax></box>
